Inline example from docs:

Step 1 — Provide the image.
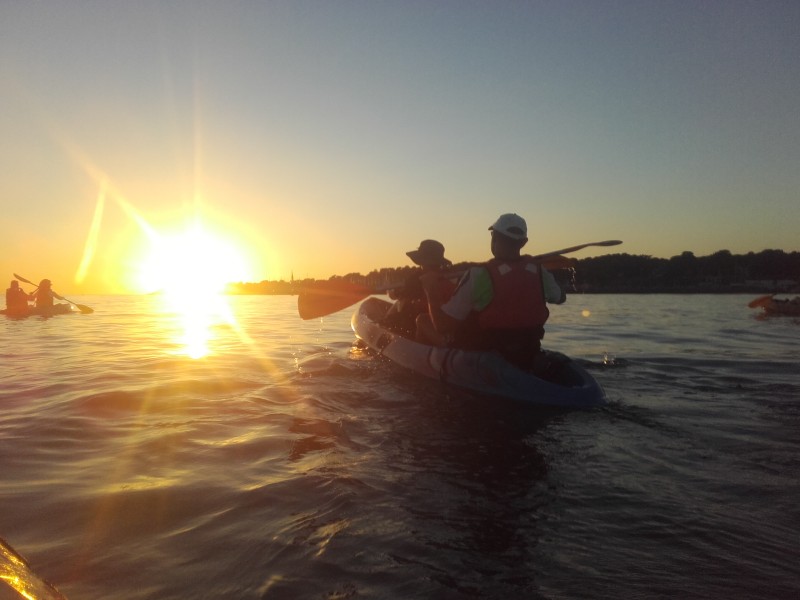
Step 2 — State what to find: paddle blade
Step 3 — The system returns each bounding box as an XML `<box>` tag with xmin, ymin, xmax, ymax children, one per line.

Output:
<box><xmin>75</xmin><ymin>303</ymin><xmax>94</xmax><ymax>314</ymax></box>
<box><xmin>298</xmin><ymin>282</ymin><xmax>374</xmax><ymax>320</ymax></box>
<box><xmin>13</xmin><ymin>273</ymin><xmax>36</xmax><ymax>287</ymax></box>
<box><xmin>748</xmin><ymin>294</ymin><xmax>774</xmax><ymax>309</ymax></box>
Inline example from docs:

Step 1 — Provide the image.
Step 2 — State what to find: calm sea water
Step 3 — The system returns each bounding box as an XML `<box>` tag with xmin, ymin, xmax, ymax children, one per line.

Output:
<box><xmin>1</xmin><ymin>294</ymin><xmax>798</xmax><ymax>599</ymax></box>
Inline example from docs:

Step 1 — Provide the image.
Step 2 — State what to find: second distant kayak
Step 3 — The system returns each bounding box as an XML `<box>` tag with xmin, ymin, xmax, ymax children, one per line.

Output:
<box><xmin>749</xmin><ymin>294</ymin><xmax>800</xmax><ymax>316</ymax></box>
<box><xmin>760</xmin><ymin>296</ymin><xmax>800</xmax><ymax>316</ymax></box>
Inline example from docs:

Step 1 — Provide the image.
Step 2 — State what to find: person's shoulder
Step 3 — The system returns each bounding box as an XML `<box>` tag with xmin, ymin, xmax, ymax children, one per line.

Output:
<box><xmin>455</xmin><ymin>265</ymin><xmax>487</xmax><ymax>285</ymax></box>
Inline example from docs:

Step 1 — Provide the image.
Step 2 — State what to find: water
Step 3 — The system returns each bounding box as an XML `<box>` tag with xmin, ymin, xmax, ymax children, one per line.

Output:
<box><xmin>1</xmin><ymin>294</ymin><xmax>798</xmax><ymax>599</ymax></box>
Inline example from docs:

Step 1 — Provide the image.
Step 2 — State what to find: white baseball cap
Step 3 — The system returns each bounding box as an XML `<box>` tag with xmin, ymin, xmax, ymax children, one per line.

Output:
<box><xmin>489</xmin><ymin>213</ymin><xmax>527</xmax><ymax>240</ymax></box>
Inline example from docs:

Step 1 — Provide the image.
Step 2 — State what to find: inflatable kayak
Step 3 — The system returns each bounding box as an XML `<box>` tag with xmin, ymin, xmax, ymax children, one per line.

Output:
<box><xmin>352</xmin><ymin>298</ymin><xmax>606</xmax><ymax>408</ymax></box>
<box><xmin>1</xmin><ymin>303</ymin><xmax>77</xmax><ymax>318</ymax></box>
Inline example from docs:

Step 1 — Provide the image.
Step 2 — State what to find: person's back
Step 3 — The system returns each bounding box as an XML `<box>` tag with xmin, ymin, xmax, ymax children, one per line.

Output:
<box><xmin>5</xmin><ymin>281</ymin><xmax>29</xmax><ymax>312</ymax></box>
<box><xmin>31</xmin><ymin>279</ymin><xmax>54</xmax><ymax>308</ymax></box>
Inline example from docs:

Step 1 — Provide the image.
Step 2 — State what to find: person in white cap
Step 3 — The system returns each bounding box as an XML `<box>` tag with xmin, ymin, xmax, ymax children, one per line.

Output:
<box><xmin>382</xmin><ymin>239</ymin><xmax>455</xmax><ymax>336</ymax></box>
<box><xmin>418</xmin><ymin>213</ymin><xmax>565</xmax><ymax>370</ymax></box>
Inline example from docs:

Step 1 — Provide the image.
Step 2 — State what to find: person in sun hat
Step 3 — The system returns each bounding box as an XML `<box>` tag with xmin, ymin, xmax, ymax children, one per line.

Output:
<box><xmin>418</xmin><ymin>213</ymin><xmax>566</xmax><ymax>372</ymax></box>
<box><xmin>405</xmin><ymin>239</ymin><xmax>452</xmax><ymax>270</ymax></box>
<box><xmin>382</xmin><ymin>239</ymin><xmax>457</xmax><ymax>337</ymax></box>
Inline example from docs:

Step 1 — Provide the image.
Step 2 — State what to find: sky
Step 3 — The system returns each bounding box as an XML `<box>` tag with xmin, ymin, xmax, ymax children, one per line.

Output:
<box><xmin>2</xmin><ymin>1</ymin><xmax>799</xmax><ymax>294</ymax></box>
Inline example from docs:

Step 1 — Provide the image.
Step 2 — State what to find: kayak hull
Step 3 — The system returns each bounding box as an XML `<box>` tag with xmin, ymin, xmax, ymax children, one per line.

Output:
<box><xmin>351</xmin><ymin>298</ymin><xmax>606</xmax><ymax>408</ymax></box>
<box><xmin>762</xmin><ymin>298</ymin><xmax>800</xmax><ymax>316</ymax></box>
<box><xmin>1</xmin><ymin>303</ymin><xmax>77</xmax><ymax>318</ymax></box>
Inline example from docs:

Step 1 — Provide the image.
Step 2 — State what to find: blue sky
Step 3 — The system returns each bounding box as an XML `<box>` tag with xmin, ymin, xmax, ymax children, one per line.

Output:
<box><xmin>2</xmin><ymin>1</ymin><xmax>798</xmax><ymax>293</ymax></box>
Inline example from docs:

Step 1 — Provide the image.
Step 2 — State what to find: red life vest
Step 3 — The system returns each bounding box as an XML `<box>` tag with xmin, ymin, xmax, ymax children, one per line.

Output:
<box><xmin>477</xmin><ymin>256</ymin><xmax>549</xmax><ymax>331</ymax></box>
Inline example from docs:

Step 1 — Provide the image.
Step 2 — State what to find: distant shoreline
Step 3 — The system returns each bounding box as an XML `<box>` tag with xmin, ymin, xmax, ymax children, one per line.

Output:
<box><xmin>225</xmin><ymin>288</ymin><xmax>797</xmax><ymax>296</ymax></box>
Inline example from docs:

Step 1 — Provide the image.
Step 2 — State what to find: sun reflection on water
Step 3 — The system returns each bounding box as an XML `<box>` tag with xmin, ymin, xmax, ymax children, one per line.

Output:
<box><xmin>131</xmin><ymin>221</ymin><xmax>254</xmax><ymax>359</ymax></box>
<box><xmin>158</xmin><ymin>290</ymin><xmax>235</xmax><ymax>359</ymax></box>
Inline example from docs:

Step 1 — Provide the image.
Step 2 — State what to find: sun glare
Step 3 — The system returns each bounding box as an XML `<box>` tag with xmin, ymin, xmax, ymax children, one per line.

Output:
<box><xmin>135</xmin><ymin>222</ymin><xmax>255</xmax><ymax>358</ymax></box>
<box><xmin>138</xmin><ymin>223</ymin><xmax>249</xmax><ymax>296</ymax></box>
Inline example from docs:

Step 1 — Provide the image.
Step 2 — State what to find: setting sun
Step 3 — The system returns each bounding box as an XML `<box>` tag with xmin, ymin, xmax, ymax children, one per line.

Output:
<box><xmin>132</xmin><ymin>220</ymin><xmax>257</xmax><ymax>358</ymax></box>
<box><xmin>135</xmin><ymin>221</ymin><xmax>254</xmax><ymax>298</ymax></box>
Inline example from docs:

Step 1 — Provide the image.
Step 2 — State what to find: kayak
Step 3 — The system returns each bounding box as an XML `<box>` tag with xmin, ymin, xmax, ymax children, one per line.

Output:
<box><xmin>749</xmin><ymin>295</ymin><xmax>800</xmax><ymax>316</ymax></box>
<box><xmin>761</xmin><ymin>297</ymin><xmax>800</xmax><ymax>316</ymax></box>
<box><xmin>1</xmin><ymin>303</ymin><xmax>77</xmax><ymax>318</ymax></box>
<box><xmin>351</xmin><ymin>297</ymin><xmax>606</xmax><ymax>408</ymax></box>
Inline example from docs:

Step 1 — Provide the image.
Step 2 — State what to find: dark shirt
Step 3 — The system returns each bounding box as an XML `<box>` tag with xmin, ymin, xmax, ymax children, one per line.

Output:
<box><xmin>5</xmin><ymin>288</ymin><xmax>28</xmax><ymax>311</ymax></box>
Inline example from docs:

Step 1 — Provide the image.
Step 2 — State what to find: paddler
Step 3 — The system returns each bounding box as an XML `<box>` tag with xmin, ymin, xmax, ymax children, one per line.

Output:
<box><xmin>5</xmin><ymin>280</ymin><xmax>30</xmax><ymax>313</ymax></box>
<box><xmin>382</xmin><ymin>239</ymin><xmax>456</xmax><ymax>339</ymax></box>
<box><xmin>419</xmin><ymin>213</ymin><xmax>566</xmax><ymax>372</ymax></box>
<box><xmin>29</xmin><ymin>278</ymin><xmax>55</xmax><ymax>309</ymax></box>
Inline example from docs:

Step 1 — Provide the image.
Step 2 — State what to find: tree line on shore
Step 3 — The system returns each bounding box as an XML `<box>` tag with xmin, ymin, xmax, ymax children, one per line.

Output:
<box><xmin>226</xmin><ymin>248</ymin><xmax>800</xmax><ymax>295</ymax></box>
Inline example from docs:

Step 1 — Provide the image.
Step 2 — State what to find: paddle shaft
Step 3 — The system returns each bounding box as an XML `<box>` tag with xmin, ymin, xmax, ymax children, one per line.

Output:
<box><xmin>438</xmin><ymin>240</ymin><xmax>622</xmax><ymax>283</ymax></box>
<box><xmin>298</xmin><ymin>239</ymin><xmax>622</xmax><ymax>319</ymax></box>
<box><xmin>528</xmin><ymin>239</ymin><xmax>622</xmax><ymax>262</ymax></box>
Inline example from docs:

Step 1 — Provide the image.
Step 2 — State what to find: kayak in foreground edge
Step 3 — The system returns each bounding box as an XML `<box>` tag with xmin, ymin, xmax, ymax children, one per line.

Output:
<box><xmin>1</xmin><ymin>303</ymin><xmax>78</xmax><ymax>318</ymax></box>
<box><xmin>351</xmin><ymin>297</ymin><xmax>606</xmax><ymax>408</ymax></box>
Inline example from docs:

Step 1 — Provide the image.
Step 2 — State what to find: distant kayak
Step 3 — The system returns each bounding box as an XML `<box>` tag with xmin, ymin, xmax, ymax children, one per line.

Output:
<box><xmin>1</xmin><ymin>303</ymin><xmax>77</xmax><ymax>318</ymax></box>
<box><xmin>748</xmin><ymin>295</ymin><xmax>800</xmax><ymax>316</ymax></box>
<box><xmin>352</xmin><ymin>297</ymin><xmax>606</xmax><ymax>408</ymax></box>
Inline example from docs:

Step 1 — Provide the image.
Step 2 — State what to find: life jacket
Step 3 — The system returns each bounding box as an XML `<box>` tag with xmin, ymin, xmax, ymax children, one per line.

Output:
<box><xmin>477</xmin><ymin>256</ymin><xmax>549</xmax><ymax>331</ymax></box>
<box><xmin>454</xmin><ymin>256</ymin><xmax>549</xmax><ymax>367</ymax></box>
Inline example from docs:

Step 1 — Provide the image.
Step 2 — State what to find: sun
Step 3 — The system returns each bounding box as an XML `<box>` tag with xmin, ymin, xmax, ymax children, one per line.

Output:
<box><xmin>137</xmin><ymin>222</ymin><xmax>252</xmax><ymax>298</ymax></box>
<box><xmin>134</xmin><ymin>220</ymin><xmax>256</xmax><ymax>358</ymax></box>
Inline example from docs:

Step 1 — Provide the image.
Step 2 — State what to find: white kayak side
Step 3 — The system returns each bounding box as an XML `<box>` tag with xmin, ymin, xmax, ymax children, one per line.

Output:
<box><xmin>351</xmin><ymin>297</ymin><xmax>606</xmax><ymax>408</ymax></box>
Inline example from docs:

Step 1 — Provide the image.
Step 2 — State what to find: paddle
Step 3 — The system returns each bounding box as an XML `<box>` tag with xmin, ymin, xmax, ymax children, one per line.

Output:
<box><xmin>748</xmin><ymin>294</ymin><xmax>775</xmax><ymax>309</ymax></box>
<box><xmin>298</xmin><ymin>281</ymin><xmax>376</xmax><ymax>320</ymax></box>
<box><xmin>14</xmin><ymin>273</ymin><xmax>94</xmax><ymax>314</ymax></box>
<box><xmin>529</xmin><ymin>239</ymin><xmax>623</xmax><ymax>261</ymax></box>
<box><xmin>297</xmin><ymin>255</ymin><xmax>577</xmax><ymax>320</ymax></box>
<box><xmin>297</xmin><ymin>239</ymin><xmax>622</xmax><ymax>320</ymax></box>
